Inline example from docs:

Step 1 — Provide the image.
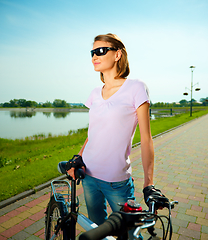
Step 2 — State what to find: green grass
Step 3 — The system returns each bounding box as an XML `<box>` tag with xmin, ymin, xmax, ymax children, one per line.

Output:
<box><xmin>0</xmin><ymin>109</ymin><xmax>208</xmax><ymax>202</ymax></box>
<box><xmin>133</xmin><ymin>109</ymin><xmax>208</xmax><ymax>144</ymax></box>
<box><xmin>0</xmin><ymin>128</ymin><xmax>88</xmax><ymax>201</ymax></box>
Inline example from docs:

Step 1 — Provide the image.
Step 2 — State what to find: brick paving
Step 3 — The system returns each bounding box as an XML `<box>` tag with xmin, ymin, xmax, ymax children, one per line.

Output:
<box><xmin>0</xmin><ymin>114</ymin><xmax>207</xmax><ymax>240</ymax></box>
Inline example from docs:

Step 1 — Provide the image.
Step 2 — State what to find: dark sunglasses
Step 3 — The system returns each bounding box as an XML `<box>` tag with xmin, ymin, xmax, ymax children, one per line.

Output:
<box><xmin>90</xmin><ymin>47</ymin><xmax>117</xmax><ymax>57</ymax></box>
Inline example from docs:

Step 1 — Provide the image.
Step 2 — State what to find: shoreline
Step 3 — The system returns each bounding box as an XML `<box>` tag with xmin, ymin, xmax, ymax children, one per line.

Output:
<box><xmin>0</xmin><ymin>107</ymin><xmax>89</xmax><ymax>112</ymax></box>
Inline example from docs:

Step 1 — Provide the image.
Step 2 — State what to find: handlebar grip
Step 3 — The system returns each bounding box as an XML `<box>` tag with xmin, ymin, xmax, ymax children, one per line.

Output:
<box><xmin>58</xmin><ymin>161</ymin><xmax>68</xmax><ymax>174</ymax></box>
<box><xmin>57</xmin><ymin>161</ymin><xmax>85</xmax><ymax>179</ymax></box>
<box><xmin>75</xmin><ymin>168</ymin><xmax>85</xmax><ymax>179</ymax></box>
<box><xmin>79</xmin><ymin>212</ymin><xmax>125</xmax><ymax>240</ymax></box>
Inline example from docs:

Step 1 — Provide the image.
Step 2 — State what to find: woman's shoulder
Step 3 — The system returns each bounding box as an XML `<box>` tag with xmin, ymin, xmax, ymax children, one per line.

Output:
<box><xmin>126</xmin><ymin>79</ymin><xmax>148</xmax><ymax>91</ymax></box>
<box><xmin>126</xmin><ymin>79</ymin><xmax>150</xmax><ymax>104</ymax></box>
<box><xmin>126</xmin><ymin>78</ymin><xmax>147</xmax><ymax>86</ymax></box>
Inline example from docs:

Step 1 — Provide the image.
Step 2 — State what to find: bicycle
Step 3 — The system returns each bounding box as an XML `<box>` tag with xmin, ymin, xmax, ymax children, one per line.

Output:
<box><xmin>45</xmin><ymin>160</ymin><xmax>178</xmax><ymax>240</ymax></box>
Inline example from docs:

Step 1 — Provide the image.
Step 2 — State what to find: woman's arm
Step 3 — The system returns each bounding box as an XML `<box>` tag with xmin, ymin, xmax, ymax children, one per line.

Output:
<box><xmin>136</xmin><ymin>102</ymin><xmax>154</xmax><ymax>188</ymax></box>
<box><xmin>78</xmin><ymin>137</ymin><xmax>88</xmax><ymax>156</ymax></box>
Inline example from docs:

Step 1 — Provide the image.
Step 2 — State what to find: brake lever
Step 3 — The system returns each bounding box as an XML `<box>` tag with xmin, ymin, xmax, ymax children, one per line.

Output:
<box><xmin>133</xmin><ymin>220</ymin><xmax>156</xmax><ymax>239</ymax></box>
<box><xmin>149</xmin><ymin>200</ymin><xmax>155</xmax><ymax>214</ymax></box>
<box><xmin>170</xmin><ymin>200</ymin><xmax>178</xmax><ymax>209</ymax></box>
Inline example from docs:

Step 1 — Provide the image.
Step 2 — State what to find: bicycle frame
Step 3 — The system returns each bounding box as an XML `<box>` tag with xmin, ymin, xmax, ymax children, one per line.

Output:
<box><xmin>47</xmin><ymin>175</ymin><xmax>176</xmax><ymax>240</ymax></box>
<box><xmin>48</xmin><ymin>178</ymin><xmax>115</xmax><ymax>240</ymax></box>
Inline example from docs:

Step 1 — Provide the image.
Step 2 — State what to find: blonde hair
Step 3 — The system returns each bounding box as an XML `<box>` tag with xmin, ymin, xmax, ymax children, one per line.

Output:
<box><xmin>93</xmin><ymin>33</ymin><xmax>130</xmax><ymax>83</ymax></box>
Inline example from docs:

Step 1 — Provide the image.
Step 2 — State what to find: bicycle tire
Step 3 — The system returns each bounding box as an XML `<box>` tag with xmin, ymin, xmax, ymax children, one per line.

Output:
<box><xmin>45</xmin><ymin>194</ymin><xmax>70</xmax><ymax>240</ymax></box>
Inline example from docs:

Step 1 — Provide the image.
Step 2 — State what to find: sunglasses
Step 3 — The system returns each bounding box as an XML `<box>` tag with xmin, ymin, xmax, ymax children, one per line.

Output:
<box><xmin>90</xmin><ymin>47</ymin><xmax>117</xmax><ymax>57</ymax></box>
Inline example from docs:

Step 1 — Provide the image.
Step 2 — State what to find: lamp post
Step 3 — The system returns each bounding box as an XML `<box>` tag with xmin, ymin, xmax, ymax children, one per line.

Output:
<box><xmin>183</xmin><ymin>66</ymin><xmax>200</xmax><ymax>117</ymax></box>
<box><xmin>190</xmin><ymin>66</ymin><xmax>195</xmax><ymax>117</ymax></box>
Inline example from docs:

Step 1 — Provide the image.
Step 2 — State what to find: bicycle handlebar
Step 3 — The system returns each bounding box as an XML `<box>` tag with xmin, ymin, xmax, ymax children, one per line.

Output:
<box><xmin>79</xmin><ymin>212</ymin><xmax>125</xmax><ymax>240</ymax></box>
<box><xmin>79</xmin><ymin>200</ymin><xmax>178</xmax><ymax>240</ymax></box>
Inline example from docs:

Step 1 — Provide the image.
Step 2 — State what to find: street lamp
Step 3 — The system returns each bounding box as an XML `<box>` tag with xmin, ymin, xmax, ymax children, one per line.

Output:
<box><xmin>183</xmin><ymin>66</ymin><xmax>200</xmax><ymax>117</ymax></box>
<box><xmin>190</xmin><ymin>66</ymin><xmax>195</xmax><ymax>117</ymax></box>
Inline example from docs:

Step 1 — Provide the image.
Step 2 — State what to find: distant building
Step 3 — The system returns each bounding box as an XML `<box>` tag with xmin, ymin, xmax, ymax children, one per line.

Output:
<box><xmin>70</xmin><ymin>103</ymin><xmax>85</xmax><ymax>107</ymax></box>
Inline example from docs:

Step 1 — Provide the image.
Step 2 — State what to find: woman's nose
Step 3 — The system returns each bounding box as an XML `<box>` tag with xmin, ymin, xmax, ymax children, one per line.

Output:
<box><xmin>92</xmin><ymin>53</ymin><xmax>98</xmax><ymax>61</ymax></box>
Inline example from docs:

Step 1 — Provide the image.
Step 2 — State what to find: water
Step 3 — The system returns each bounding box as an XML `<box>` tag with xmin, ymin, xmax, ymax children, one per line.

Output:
<box><xmin>149</xmin><ymin>108</ymin><xmax>186</xmax><ymax>120</ymax></box>
<box><xmin>0</xmin><ymin>108</ymin><xmax>185</xmax><ymax>140</ymax></box>
<box><xmin>0</xmin><ymin>110</ymin><xmax>89</xmax><ymax>140</ymax></box>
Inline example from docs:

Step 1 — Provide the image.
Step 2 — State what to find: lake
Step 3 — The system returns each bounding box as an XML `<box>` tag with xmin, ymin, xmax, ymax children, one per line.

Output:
<box><xmin>0</xmin><ymin>109</ymin><xmax>89</xmax><ymax>140</ymax></box>
<box><xmin>0</xmin><ymin>108</ymin><xmax>183</xmax><ymax>140</ymax></box>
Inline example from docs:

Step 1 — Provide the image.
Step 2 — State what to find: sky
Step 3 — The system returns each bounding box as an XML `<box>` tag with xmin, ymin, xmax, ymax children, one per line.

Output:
<box><xmin>0</xmin><ymin>0</ymin><xmax>207</xmax><ymax>104</ymax></box>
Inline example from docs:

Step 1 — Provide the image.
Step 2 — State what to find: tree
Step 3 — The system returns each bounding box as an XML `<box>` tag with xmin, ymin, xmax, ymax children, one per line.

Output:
<box><xmin>190</xmin><ymin>98</ymin><xmax>197</xmax><ymax>103</ymax></box>
<box><xmin>42</xmin><ymin>101</ymin><xmax>53</xmax><ymax>107</ymax></box>
<box><xmin>53</xmin><ymin>99</ymin><xmax>69</xmax><ymax>108</ymax></box>
<box><xmin>25</xmin><ymin>100</ymin><xmax>38</xmax><ymax>107</ymax></box>
<box><xmin>3</xmin><ymin>102</ymin><xmax>10</xmax><ymax>107</ymax></box>
<box><xmin>17</xmin><ymin>99</ymin><xmax>27</xmax><ymax>107</ymax></box>
<box><xmin>200</xmin><ymin>97</ymin><xmax>208</xmax><ymax>106</ymax></box>
<box><xmin>9</xmin><ymin>99</ymin><xmax>19</xmax><ymax>107</ymax></box>
<box><xmin>152</xmin><ymin>102</ymin><xmax>165</xmax><ymax>108</ymax></box>
<box><xmin>179</xmin><ymin>99</ymin><xmax>188</xmax><ymax>106</ymax></box>
<box><xmin>188</xmin><ymin>98</ymin><xmax>201</xmax><ymax>106</ymax></box>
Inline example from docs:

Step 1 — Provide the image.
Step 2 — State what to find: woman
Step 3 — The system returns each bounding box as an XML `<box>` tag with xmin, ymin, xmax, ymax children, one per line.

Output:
<box><xmin>67</xmin><ymin>33</ymin><xmax>162</xmax><ymax>227</ymax></box>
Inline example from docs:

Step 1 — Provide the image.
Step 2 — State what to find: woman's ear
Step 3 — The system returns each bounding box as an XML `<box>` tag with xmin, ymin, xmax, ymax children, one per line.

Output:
<box><xmin>115</xmin><ymin>49</ymin><xmax>122</xmax><ymax>62</ymax></box>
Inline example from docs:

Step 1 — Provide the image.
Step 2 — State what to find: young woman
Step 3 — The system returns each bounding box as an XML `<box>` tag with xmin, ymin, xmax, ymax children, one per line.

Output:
<box><xmin>67</xmin><ymin>33</ymin><xmax>163</xmax><ymax>228</ymax></box>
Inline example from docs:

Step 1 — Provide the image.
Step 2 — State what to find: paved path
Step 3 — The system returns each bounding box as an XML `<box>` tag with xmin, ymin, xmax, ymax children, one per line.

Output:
<box><xmin>0</xmin><ymin>114</ymin><xmax>208</xmax><ymax>240</ymax></box>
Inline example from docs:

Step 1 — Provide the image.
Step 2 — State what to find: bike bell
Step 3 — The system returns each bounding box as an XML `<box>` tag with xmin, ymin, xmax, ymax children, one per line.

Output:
<box><xmin>123</xmin><ymin>199</ymin><xmax>142</xmax><ymax>212</ymax></box>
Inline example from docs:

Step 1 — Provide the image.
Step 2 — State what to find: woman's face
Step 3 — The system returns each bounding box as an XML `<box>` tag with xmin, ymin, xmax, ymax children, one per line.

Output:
<box><xmin>91</xmin><ymin>41</ymin><xmax>119</xmax><ymax>73</ymax></box>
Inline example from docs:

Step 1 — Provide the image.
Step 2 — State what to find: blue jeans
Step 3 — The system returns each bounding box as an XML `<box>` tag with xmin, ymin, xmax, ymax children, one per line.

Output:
<box><xmin>82</xmin><ymin>174</ymin><xmax>135</xmax><ymax>225</ymax></box>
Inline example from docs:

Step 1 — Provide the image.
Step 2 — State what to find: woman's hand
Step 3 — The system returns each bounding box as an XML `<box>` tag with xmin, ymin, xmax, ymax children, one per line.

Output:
<box><xmin>66</xmin><ymin>138</ymin><xmax>88</xmax><ymax>179</ymax></box>
<box><xmin>65</xmin><ymin>155</ymin><xmax>86</xmax><ymax>180</ymax></box>
<box><xmin>67</xmin><ymin>167</ymin><xmax>76</xmax><ymax>180</ymax></box>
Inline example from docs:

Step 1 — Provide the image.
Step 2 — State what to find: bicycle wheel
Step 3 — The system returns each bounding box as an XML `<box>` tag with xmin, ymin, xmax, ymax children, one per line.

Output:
<box><xmin>45</xmin><ymin>194</ymin><xmax>69</xmax><ymax>240</ymax></box>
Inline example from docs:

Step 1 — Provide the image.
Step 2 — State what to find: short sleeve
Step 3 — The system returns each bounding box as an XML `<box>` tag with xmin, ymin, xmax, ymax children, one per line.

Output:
<box><xmin>133</xmin><ymin>80</ymin><xmax>150</xmax><ymax>109</ymax></box>
<box><xmin>85</xmin><ymin>93</ymin><xmax>93</xmax><ymax>109</ymax></box>
<box><xmin>85</xmin><ymin>87</ymin><xmax>101</xmax><ymax>108</ymax></box>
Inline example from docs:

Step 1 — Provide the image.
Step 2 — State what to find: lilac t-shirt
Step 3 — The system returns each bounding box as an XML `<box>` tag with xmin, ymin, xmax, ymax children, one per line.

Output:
<box><xmin>82</xmin><ymin>79</ymin><xmax>150</xmax><ymax>182</ymax></box>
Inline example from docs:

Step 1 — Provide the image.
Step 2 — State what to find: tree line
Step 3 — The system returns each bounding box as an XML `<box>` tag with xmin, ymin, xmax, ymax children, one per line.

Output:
<box><xmin>0</xmin><ymin>97</ymin><xmax>207</xmax><ymax>108</ymax></box>
<box><xmin>0</xmin><ymin>99</ymin><xmax>85</xmax><ymax>108</ymax></box>
<box><xmin>151</xmin><ymin>98</ymin><xmax>208</xmax><ymax>108</ymax></box>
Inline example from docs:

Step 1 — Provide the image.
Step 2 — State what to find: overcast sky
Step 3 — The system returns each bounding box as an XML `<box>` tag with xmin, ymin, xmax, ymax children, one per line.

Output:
<box><xmin>0</xmin><ymin>0</ymin><xmax>207</xmax><ymax>104</ymax></box>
